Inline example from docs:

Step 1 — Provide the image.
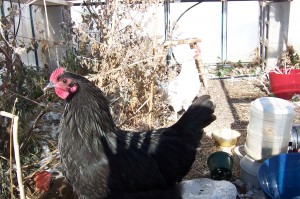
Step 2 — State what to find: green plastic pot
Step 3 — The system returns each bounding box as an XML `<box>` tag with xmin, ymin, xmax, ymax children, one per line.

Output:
<box><xmin>207</xmin><ymin>151</ymin><xmax>233</xmax><ymax>181</ymax></box>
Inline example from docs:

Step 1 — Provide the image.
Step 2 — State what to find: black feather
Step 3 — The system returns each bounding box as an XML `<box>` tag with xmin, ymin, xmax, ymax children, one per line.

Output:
<box><xmin>54</xmin><ymin>71</ymin><xmax>216</xmax><ymax>198</ymax></box>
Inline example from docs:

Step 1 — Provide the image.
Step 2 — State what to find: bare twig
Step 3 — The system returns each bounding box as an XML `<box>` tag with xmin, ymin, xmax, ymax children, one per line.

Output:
<box><xmin>107</xmin><ymin>0</ymin><xmax>118</xmax><ymax>48</ymax></box>
<box><xmin>148</xmin><ymin>81</ymin><xmax>154</xmax><ymax>130</ymax></box>
<box><xmin>104</xmin><ymin>55</ymin><xmax>164</xmax><ymax>75</ymax></box>
<box><xmin>117</xmin><ymin>98</ymin><xmax>151</xmax><ymax>128</ymax></box>
<box><xmin>0</xmin><ymin>155</ymin><xmax>9</xmax><ymax>160</ymax></box>
<box><xmin>43</xmin><ymin>0</ymin><xmax>50</xmax><ymax>41</ymax></box>
<box><xmin>26</xmin><ymin>0</ymin><xmax>38</xmax><ymax>5</ymax></box>
<box><xmin>255</xmin><ymin>75</ymin><xmax>271</xmax><ymax>95</ymax></box>
<box><xmin>5</xmin><ymin>88</ymin><xmax>46</xmax><ymax>107</ymax></box>
<box><xmin>135</xmin><ymin>98</ymin><xmax>150</xmax><ymax>114</ymax></box>
<box><xmin>274</xmin><ymin>67</ymin><xmax>283</xmax><ymax>74</ymax></box>
<box><xmin>20</xmin><ymin>109</ymin><xmax>47</xmax><ymax>153</ymax></box>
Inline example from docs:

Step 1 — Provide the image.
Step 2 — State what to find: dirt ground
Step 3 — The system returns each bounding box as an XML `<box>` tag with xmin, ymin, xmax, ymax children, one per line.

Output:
<box><xmin>184</xmin><ymin>78</ymin><xmax>267</xmax><ymax>181</ymax></box>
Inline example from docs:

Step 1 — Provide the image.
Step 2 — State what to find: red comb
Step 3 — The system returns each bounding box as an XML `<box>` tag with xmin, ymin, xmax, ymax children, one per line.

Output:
<box><xmin>50</xmin><ymin>68</ymin><xmax>65</xmax><ymax>82</ymax></box>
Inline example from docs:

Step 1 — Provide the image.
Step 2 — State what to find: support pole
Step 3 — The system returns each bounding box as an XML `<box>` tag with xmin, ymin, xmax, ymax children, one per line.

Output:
<box><xmin>164</xmin><ymin>0</ymin><xmax>172</xmax><ymax>65</ymax></box>
<box><xmin>221</xmin><ymin>0</ymin><xmax>228</xmax><ymax>63</ymax></box>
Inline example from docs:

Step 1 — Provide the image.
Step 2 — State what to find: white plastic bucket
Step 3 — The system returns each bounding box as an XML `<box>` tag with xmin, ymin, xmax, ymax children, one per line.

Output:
<box><xmin>245</xmin><ymin>97</ymin><xmax>295</xmax><ymax>160</ymax></box>
<box><xmin>245</xmin><ymin>127</ymin><xmax>291</xmax><ymax>160</ymax></box>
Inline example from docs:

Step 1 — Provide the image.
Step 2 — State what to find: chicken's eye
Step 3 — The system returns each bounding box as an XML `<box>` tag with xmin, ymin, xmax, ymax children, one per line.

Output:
<box><xmin>62</xmin><ymin>79</ymin><xmax>67</xmax><ymax>84</ymax></box>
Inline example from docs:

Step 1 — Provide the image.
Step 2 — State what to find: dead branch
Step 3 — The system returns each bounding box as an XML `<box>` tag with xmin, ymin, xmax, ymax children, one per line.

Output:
<box><xmin>5</xmin><ymin>88</ymin><xmax>46</xmax><ymax>107</ymax></box>
<box><xmin>20</xmin><ymin>109</ymin><xmax>47</xmax><ymax>153</ymax></box>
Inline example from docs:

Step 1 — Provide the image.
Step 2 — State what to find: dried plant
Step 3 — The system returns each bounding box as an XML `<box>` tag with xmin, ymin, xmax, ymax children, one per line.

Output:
<box><xmin>0</xmin><ymin>4</ymin><xmax>53</xmax><ymax>198</ymax></box>
<box><xmin>277</xmin><ymin>45</ymin><xmax>300</xmax><ymax>69</ymax></box>
<box><xmin>0</xmin><ymin>1</ymin><xmax>179</xmax><ymax>197</ymax></box>
<box><xmin>62</xmin><ymin>0</ymin><xmax>175</xmax><ymax>129</ymax></box>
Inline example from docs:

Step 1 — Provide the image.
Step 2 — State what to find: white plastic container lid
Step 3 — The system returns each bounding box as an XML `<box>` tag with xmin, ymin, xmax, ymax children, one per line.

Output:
<box><xmin>240</xmin><ymin>155</ymin><xmax>262</xmax><ymax>176</ymax></box>
<box><xmin>251</xmin><ymin>97</ymin><xmax>295</xmax><ymax>116</ymax></box>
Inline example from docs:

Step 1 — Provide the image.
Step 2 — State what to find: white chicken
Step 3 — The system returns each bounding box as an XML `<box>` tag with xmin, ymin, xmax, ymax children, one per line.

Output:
<box><xmin>166</xmin><ymin>44</ymin><xmax>201</xmax><ymax>120</ymax></box>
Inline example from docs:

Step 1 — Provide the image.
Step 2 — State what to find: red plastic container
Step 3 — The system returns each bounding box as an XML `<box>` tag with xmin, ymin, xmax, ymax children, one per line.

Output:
<box><xmin>269</xmin><ymin>69</ymin><xmax>300</xmax><ymax>100</ymax></box>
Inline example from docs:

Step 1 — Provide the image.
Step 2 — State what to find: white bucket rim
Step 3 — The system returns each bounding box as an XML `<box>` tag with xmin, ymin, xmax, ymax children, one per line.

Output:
<box><xmin>251</xmin><ymin>97</ymin><xmax>295</xmax><ymax>116</ymax></box>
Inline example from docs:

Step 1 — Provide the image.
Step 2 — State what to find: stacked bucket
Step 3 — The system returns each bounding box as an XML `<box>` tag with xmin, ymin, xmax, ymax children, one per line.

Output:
<box><xmin>240</xmin><ymin>97</ymin><xmax>296</xmax><ymax>187</ymax></box>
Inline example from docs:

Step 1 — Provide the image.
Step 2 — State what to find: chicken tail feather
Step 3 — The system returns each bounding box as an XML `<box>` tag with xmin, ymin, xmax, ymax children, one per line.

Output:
<box><xmin>172</xmin><ymin>95</ymin><xmax>216</xmax><ymax>131</ymax></box>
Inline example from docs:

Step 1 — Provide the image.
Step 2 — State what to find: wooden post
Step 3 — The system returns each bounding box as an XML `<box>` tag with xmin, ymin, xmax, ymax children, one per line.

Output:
<box><xmin>148</xmin><ymin>2</ymin><xmax>159</xmax><ymax>130</ymax></box>
<box><xmin>190</xmin><ymin>42</ymin><xmax>207</xmax><ymax>87</ymax></box>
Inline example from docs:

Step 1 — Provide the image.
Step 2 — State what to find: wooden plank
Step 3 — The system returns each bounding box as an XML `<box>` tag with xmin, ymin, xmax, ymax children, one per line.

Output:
<box><xmin>163</xmin><ymin>38</ymin><xmax>202</xmax><ymax>47</ymax></box>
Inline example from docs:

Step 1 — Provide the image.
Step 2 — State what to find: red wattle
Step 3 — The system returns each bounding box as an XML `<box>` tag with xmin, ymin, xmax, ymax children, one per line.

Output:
<box><xmin>55</xmin><ymin>88</ymin><xmax>69</xmax><ymax>99</ymax></box>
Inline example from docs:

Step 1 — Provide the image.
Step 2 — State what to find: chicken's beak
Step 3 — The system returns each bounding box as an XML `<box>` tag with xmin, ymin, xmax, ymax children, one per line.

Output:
<box><xmin>43</xmin><ymin>82</ymin><xmax>55</xmax><ymax>92</ymax></box>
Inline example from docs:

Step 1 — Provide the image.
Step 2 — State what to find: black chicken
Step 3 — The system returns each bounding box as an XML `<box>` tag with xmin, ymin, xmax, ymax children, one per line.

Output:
<box><xmin>44</xmin><ymin>68</ymin><xmax>216</xmax><ymax>199</ymax></box>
